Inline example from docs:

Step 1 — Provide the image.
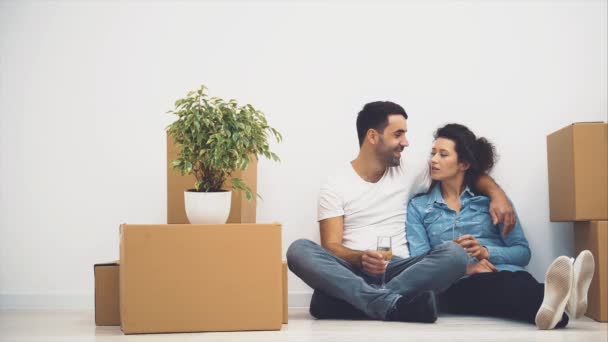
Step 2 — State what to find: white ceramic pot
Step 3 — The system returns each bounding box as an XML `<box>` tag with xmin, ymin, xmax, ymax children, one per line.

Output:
<box><xmin>184</xmin><ymin>190</ymin><xmax>232</xmax><ymax>224</ymax></box>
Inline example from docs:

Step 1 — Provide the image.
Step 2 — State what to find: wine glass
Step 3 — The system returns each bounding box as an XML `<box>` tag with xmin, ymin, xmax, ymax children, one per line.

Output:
<box><xmin>376</xmin><ymin>236</ymin><xmax>392</xmax><ymax>290</ymax></box>
<box><xmin>452</xmin><ymin>224</ymin><xmax>463</xmax><ymax>242</ymax></box>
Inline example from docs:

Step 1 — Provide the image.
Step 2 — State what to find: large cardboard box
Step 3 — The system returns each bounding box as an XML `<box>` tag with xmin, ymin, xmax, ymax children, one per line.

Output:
<box><xmin>167</xmin><ymin>133</ymin><xmax>257</xmax><ymax>224</ymax></box>
<box><xmin>574</xmin><ymin>221</ymin><xmax>608</xmax><ymax>322</ymax></box>
<box><xmin>546</xmin><ymin>122</ymin><xmax>608</xmax><ymax>221</ymax></box>
<box><xmin>94</xmin><ymin>260</ymin><xmax>289</xmax><ymax>328</ymax></box>
<box><xmin>119</xmin><ymin>223</ymin><xmax>283</xmax><ymax>334</ymax></box>
<box><xmin>94</xmin><ymin>262</ymin><xmax>120</xmax><ymax>326</ymax></box>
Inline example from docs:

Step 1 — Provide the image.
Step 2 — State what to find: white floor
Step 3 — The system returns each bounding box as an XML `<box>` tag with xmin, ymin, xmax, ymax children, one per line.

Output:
<box><xmin>0</xmin><ymin>308</ymin><xmax>606</xmax><ymax>342</ymax></box>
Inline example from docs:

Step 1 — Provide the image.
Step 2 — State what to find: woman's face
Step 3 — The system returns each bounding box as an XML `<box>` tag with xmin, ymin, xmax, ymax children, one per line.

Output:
<box><xmin>430</xmin><ymin>138</ymin><xmax>469</xmax><ymax>181</ymax></box>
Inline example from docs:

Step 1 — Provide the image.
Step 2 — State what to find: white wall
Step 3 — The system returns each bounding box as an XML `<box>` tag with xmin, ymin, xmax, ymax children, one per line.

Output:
<box><xmin>0</xmin><ymin>0</ymin><xmax>606</xmax><ymax>309</ymax></box>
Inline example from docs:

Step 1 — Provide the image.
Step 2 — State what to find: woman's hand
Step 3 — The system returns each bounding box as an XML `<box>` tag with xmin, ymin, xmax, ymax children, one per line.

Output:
<box><xmin>455</xmin><ymin>234</ymin><xmax>489</xmax><ymax>260</ymax></box>
<box><xmin>466</xmin><ymin>259</ymin><xmax>498</xmax><ymax>275</ymax></box>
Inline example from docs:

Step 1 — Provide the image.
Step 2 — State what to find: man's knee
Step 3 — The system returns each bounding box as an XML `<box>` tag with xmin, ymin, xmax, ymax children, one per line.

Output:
<box><xmin>436</xmin><ymin>241</ymin><xmax>468</xmax><ymax>270</ymax></box>
<box><xmin>286</xmin><ymin>239</ymin><xmax>316</xmax><ymax>270</ymax></box>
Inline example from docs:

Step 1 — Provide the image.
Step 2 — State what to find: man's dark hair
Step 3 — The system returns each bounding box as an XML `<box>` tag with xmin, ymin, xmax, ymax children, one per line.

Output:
<box><xmin>356</xmin><ymin>101</ymin><xmax>408</xmax><ymax>147</ymax></box>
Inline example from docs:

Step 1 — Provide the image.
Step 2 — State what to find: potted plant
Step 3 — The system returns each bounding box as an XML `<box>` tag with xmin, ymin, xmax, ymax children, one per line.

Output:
<box><xmin>166</xmin><ymin>85</ymin><xmax>282</xmax><ymax>224</ymax></box>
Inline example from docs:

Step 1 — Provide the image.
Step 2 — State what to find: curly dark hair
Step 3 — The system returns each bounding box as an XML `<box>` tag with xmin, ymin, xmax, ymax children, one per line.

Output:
<box><xmin>434</xmin><ymin>123</ymin><xmax>497</xmax><ymax>189</ymax></box>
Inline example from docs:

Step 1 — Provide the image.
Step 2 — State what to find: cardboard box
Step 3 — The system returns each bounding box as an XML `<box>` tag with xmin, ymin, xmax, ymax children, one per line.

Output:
<box><xmin>546</xmin><ymin>122</ymin><xmax>608</xmax><ymax>221</ymax></box>
<box><xmin>282</xmin><ymin>261</ymin><xmax>288</xmax><ymax>324</ymax></box>
<box><xmin>574</xmin><ymin>221</ymin><xmax>608</xmax><ymax>322</ymax></box>
<box><xmin>94</xmin><ymin>259</ymin><xmax>288</xmax><ymax>328</ymax></box>
<box><xmin>94</xmin><ymin>262</ymin><xmax>120</xmax><ymax>326</ymax></box>
<box><xmin>119</xmin><ymin>223</ymin><xmax>282</xmax><ymax>334</ymax></box>
<box><xmin>167</xmin><ymin>133</ymin><xmax>257</xmax><ymax>224</ymax></box>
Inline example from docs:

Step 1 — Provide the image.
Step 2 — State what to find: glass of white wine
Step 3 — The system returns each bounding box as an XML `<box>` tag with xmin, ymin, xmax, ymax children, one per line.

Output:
<box><xmin>452</xmin><ymin>224</ymin><xmax>462</xmax><ymax>242</ymax></box>
<box><xmin>376</xmin><ymin>236</ymin><xmax>392</xmax><ymax>290</ymax></box>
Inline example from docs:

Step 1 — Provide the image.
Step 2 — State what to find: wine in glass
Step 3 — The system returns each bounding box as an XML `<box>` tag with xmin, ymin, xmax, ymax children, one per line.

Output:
<box><xmin>377</xmin><ymin>236</ymin><xmax>392</xmax><ymax>290</ymax></box>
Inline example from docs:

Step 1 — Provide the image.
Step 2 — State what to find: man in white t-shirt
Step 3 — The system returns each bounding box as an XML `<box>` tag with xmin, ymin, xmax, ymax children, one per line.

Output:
<box><xmin>286</xmin><ymin>101</ymin><xmax>516</xmax><ymax>323</ymax></box>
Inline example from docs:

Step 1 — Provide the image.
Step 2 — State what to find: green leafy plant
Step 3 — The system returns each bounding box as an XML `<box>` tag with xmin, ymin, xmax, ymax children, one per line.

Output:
<box><xmin>167</xmin><ymin>85</ymin><xmax>282</xmax><ymax>200</ymax></box>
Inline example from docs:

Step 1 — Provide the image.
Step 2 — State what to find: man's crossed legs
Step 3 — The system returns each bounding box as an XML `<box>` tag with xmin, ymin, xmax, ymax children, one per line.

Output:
<box><xmin>287</xmin><ymin>239</ymin><xmax>468</xmax><ymax>322</ymax></box>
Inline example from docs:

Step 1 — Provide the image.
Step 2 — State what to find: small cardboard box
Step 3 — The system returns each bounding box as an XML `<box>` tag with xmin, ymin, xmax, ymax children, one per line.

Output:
<box><xmin>574</xmin><ymin>221</ymin><xmax>608</xmax><ymax>322</ymax></box>
<box><xmin>546</xmin><ymin>122</ymin><xmax>608</xmax><ymax>221</ymax></box>
<box><xmin>94</xmin><ymin>260</ymin><xmax>289</xmax><ymax>327</ymax></box>
<box><xmin>282</xmin><ymin>261</ymin><xmax>288</xmax><ymax>324</ymax></box>
<box><xmin>94</xmin><ymin>262</ymin><xmax>120</xmax><ymax>326</ymax></box>
<box><xmin>119</xmin><ymin>223</ymin><xmax>283</xmax><ymax>334</ymax></box>
<box><xmin>167</xmin><ymin>133</ymin><xmax>257</xmax><ymax>224</ymax></box>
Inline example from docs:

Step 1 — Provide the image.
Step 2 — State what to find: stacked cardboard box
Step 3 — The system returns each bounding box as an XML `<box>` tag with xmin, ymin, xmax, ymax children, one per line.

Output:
<box><xmin>547</xmin><ymin>122</ymin><xmax>608</xmax><ymax>322</ymax></box>
<box><xmin>94</xmin><ymin>134</ymin><xmax>287</xmax><ymax>334</ymax></box>
<box><xmin>94</xmin><ymin>255</ymin><xmax>289</xmax><ymax>332</ymax></box>
<box><xmin>119</xmin><ymin>223</ymin><xmax>283</xmax><ymax>334</ymax></box>
<box><xmin>94</xmin><ymin>262</ymin><xmax>120</xmax><ymax>326</ymax></box>
<box><xmin>574</xmin><ymin>221</ymin><xmax>607</xmax><ymax>321</ymax></box>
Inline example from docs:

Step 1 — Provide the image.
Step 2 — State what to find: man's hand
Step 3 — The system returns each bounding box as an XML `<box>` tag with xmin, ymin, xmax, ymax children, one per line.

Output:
<box><xmin>455</xmin><ymin>234</ymin><xmax>489</xmax><ymax>260</ymax></box>
<box><xmin>465</xmin><ymin>259</ymin><xmax>498</xmax><ymax>275</ymax></box>
<box><xmin>489</xmin><ymin>195</ymin><xmax>516</xmax><ymax>237</ymax></box>
<box><xmin>361</xmin><ymin>250</ymin><xmax>388</xmax><ymax>275</ymax></box>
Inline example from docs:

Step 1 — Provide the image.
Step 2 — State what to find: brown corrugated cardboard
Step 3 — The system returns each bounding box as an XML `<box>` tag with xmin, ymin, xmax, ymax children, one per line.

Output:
<box><xmin>119</xmin><ymin>224</ymin><xmax>283</xmax><ymax>334</ymax></box>
<box><xmin>94</xmin><ymin>260</ymin><xmax>288</xmax><ymax>328</ymax></box>
<box><xmin>574</xmin><ymin>221</ymin><xmax>608</xmax><ymax>322</ymax></box>
<box><xmin>167</xmin><ymin>133</ymin><xmax>257</xmax><ymax>224</ymax></box>
<box><xmin>547</xmin><ymin>122</ymin><xmax>608</xmax><ymax>221</ymax></box>
<box><xmin>94</xmin><ymin>262</ymin><xmax>120</xmax><ymax>326</ymax></box>
<box><xmin>282</xmin><ymin>261</ymin><xmax>288</xmax><ymax>324</ymax></box>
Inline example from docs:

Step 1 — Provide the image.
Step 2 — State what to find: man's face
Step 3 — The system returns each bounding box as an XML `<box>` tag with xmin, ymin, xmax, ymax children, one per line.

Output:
<box><xmin>374</xmin><ymin>115</ymin><xmax>409</xmax><ymax>167</ymax></box>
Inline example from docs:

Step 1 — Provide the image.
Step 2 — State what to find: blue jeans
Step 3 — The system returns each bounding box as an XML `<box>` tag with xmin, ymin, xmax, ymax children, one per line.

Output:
<box><xmin>286</xmin><ymin>239</ymin><xmax>468</xmax><ymax>320</ymax></box>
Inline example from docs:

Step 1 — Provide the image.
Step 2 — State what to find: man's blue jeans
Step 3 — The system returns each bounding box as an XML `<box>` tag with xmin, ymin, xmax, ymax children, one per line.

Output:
<box><xmin>286</xmin><ymin>239</ymin><xmax>468</xmax><ymax>320</ymax></box>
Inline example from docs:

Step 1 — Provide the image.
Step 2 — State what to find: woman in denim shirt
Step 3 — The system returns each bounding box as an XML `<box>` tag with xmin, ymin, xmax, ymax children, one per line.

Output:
<box><xmin>406</xmin><ymin>124</ymin><xmax>595</xmax><ymax>330</ymax></box>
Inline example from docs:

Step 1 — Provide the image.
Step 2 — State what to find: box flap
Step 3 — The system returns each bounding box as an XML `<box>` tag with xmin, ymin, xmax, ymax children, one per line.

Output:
<box><xmin>94</xmin><ymin>261</ymin><xmax>119</xmax><ymax>268</ymax></box>
<box><xmin>571</xmin><ymin>121</ymin><xmax>605</xmax><ymax>125</ymax></box>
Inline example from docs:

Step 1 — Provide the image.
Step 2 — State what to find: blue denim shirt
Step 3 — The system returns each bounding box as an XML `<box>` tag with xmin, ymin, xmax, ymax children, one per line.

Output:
<box><xmin>406</xmin><ymin>184</ymin><xmax>531</xmax><ymax>272</ymax></box>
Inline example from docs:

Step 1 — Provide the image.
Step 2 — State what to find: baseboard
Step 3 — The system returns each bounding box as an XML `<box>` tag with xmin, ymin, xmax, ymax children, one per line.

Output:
<box><xmin>0</xmin><ymin>292</ymin><xmax>313</xmax><ymax>310</ymax></box>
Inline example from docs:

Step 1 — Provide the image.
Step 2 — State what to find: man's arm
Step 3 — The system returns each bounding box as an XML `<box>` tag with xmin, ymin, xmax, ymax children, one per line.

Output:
<box><xmin>319</xmin><ymin>216</ymin><xmax>386</xmax><ymax>274</ymax></box>
<box><xmin>475</xmin><ymin>175</ymin><xmax>516</xmax><ymax>237</ymax></box>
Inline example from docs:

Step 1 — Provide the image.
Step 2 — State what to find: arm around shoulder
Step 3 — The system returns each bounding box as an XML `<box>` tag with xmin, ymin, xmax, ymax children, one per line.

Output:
<box><xmin>475</xmin><ymin>174</ymin><xmax>516</xmax><ymax>235</ymax></box>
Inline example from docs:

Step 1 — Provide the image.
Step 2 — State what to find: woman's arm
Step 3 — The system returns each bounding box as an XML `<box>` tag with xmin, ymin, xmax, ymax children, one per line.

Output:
<box><xmin>485</xmin><ymin>210</ymin><xmax>531</xmax><ymax>267</ymax></box>
<box><xmin>406</xmin><ymin>200</ymin><xmax>432</xmax><ymax>257</ymax></box>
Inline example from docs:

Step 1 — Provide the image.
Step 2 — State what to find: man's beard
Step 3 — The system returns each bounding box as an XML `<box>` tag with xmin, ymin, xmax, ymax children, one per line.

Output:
<box><xmin>381</xmin><ymin>147</ymin><xmax>402</xmax><ymax>167</ymax></box>
<box><xmin>377</xmin><ymin>137</ymin><xmax>402</xmax><ymax>167</ymax></box>
<box><xmin>387</xmin><ymin>154</ymin><xmax>400</xmax><ymax>167</ymax></box>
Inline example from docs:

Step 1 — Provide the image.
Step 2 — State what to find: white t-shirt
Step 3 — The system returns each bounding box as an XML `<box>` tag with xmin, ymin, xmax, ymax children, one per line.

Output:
<box><xmin>318</xmin><ymin>157</ymin><xmax>431</xmax><ymax>259</ymax></box>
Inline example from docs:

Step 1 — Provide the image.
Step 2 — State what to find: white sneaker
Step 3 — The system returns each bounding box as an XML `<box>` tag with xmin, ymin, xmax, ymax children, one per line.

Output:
<box><xmin>535</xmin><ymin>256</ymin><xmax>573</xmax><ymax>330</ymax></box>
<box><xmin>567</xmin><ymin>250</ymin><xmax>595</xmax><ymax>319</ymax></box>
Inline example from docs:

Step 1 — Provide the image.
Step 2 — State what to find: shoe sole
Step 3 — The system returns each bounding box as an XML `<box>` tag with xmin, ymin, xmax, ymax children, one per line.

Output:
<box><xmin>535</xmin><ymin>256</ymin><xmax>573</xmax><ymax>330</ymax></box>
<box><xmin>569</xmin><ymin>250</ymin><xmax>595</xmax><ymax>319</ymax></box>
